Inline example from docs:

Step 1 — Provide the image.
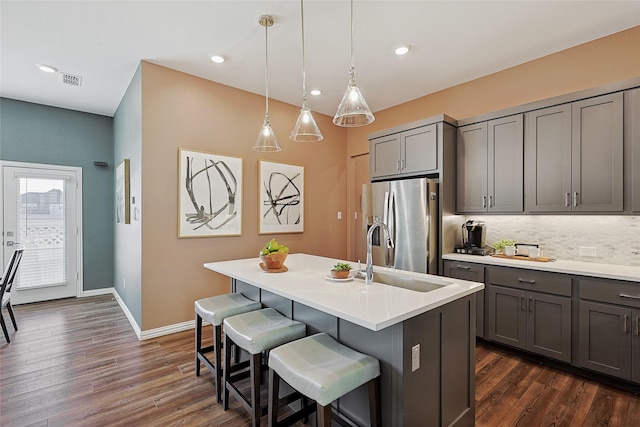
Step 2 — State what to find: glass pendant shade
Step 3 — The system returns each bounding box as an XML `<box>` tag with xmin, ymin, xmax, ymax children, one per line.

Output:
<box><xmin>253</xmin><ymin>114</ymin><xmax>281</xmax><ymax>152</ymax></box>
<box><xmin>290</xmin><ymin>100</ymin><xmax>323</xmax><ymax>142</ymax></box>
<box><xmin>333</xmin><ymin>67</ymin><xmax>374</xmax><ymax>127</ymax></box>
<box><xmin>333</xmin><ymin>0</ymin><xmax>375</xmax><ymax>127</ymax></box>
<box><xmin>290</xmin><ymin>0</ymin><xmax>323</xmax><ymax>142</ymax></box>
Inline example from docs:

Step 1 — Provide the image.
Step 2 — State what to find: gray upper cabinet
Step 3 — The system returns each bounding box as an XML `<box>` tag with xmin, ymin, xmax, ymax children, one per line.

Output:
<box><xmin>526</xmin><ymin>92</ymin><xmax>624</xmax><ymax>213</ymax></box>
<box><xmin>628</xmin><ymin>88</ymin><xmax>640</xmax><ymax>213</ymax></box>
<box><xmin>370</xmin><ymin>124</ymin><xmax>438</xmax><ymax>180</ymax></box>
<box><xmin>457</xmin><ymin>115</ymin><xmax>523</xmax><ymax>213</ymax></box>
<box><xmin>572</xmin><ymin>93</ymin><xmax>624</xmax><ymax>212</ymax></box>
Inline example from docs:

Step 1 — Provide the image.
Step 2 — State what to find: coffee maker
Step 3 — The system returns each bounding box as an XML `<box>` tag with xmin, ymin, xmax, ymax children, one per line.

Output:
<box><xmin>456</xmin><ymin>220</ymin><xmax>493</xmax><ymax>255</ymax></box>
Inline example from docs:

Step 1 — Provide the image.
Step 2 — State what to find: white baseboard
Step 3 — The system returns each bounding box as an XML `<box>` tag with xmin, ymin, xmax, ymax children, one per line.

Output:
<box><xmin>80</xmin><ymin>287</ymin><xmax>198</xmax><ymax>341</ymax></box>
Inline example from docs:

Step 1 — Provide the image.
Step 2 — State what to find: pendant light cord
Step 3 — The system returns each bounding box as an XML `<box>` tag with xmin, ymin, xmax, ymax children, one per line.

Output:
<box><xmin>350</xmin><ymin>0</ymin><xmax>355</xmax><ymax>69</ymax></box>
<box><xmin>264</xmin><ymin>22</ymin><xmax>270</xmax><ymax>117</ymax></box>
<box><xmin>301</xmin><ymin>0</ymin><xmax>307</xmax><ymax>103</ymax></box>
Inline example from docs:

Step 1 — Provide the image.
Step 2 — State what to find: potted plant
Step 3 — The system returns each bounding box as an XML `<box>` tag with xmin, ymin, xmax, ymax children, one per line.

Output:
<box><xmin>492</xmin><ymin>239</ymin><xmax>517</xmax><ymax>254</ymax></box>
<box><xmin>331</xmin><ymin>262</ymin><xmax>352</xmax><ymax>279</ymax></box>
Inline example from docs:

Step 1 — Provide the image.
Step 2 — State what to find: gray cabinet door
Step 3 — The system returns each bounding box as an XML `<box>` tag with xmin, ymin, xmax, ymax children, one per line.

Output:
<box><xmin>526</xmin><ymin>291</ymin><xmax>572</xmax><ymax>363</ymax></box>
<box><xmin>488</xmin><ymin>114</ymin><xmax>523</xmax><ymax>213</ymax></box>
<box><xmin>443</xmin><ymin>261</ymin><xmax>485</xmax><ymax>338</ymax></box>
<box><xmin>633</xmin><ymin>309</ymin><xmax>640</xmax><ymax>383</ymax></box>
<box><xmin>457</xmin><ymin>123</ymin><xmax>488</xmax><ymax>213</ymax></box>
<box><xmin>628</xmin><ymin>88</ymin><xmax>640</xmax><ymax>213</ymax></box>
<box><xmin>370</xmin><ymin>134</ymin><xmax>401</xmax><ymax>179</ymax></box>
<box><xmin>571</xmin><ymin>92</ymin><xmax>624</xmax><ymax>212</ymax></box>
<box><xmin>578</xmin><ymin>300</ymin><xmax>632</xmax><ymax>380</ymax></box>
<box><xmin>402</xmin><ymin>124</ymin><xmax>438</xmax><ymax>175</ymax></box>
<box><xmin>525</xmin><ymin>104</ymin><xmax>572</xmax><ymax>212</ymax></box>
<box><xmin>487</xmin><ymin>284</ymin><xmax>526</xmax><ymax>349</ymax></box>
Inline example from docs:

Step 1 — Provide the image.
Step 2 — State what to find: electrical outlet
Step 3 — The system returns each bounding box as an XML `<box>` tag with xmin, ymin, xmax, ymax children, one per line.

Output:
<box><xmin>411</xmin><ymin>344</ymin><xmax>420</xmax><ymax>372</ymax></box>
<box><xmin>337</xmin><ymin>211</ymin><xmax>342</xmax><ymax>220</ymax></box>
<box><xmin>579</xmin><ymin>246</ymin><xmax>597</xmax><ymax>257</ymax></box>
<box><xmin>123</xmin><ymin>279</ymin><xmax>126</xmax><ymax>289</ymax></box>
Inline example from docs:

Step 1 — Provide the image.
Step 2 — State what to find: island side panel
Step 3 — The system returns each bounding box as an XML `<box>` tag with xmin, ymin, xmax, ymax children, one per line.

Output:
<box><xmin>338</xmin><ymin>319</ymin><xmax>405</xmax><ymax>427</ymax></box>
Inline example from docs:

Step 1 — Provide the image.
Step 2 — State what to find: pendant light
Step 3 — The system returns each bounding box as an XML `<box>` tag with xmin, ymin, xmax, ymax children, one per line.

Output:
<box><xmin>333</xmin><ymin>0</ymin><xmax>374</xmax><ymax>127</ymax></box>
<box><xmin>253</xmin><ymin>15</ymin><xmax>281</xmax><ymax>152</ymax></box>
<box><xmin>290</xmin><ymin>0</ymin><xmax>323</xmax><ymax>142</ymax></box>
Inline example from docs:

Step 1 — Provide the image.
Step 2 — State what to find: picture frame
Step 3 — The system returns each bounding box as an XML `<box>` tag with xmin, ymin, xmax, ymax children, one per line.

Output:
<box><xmin>116</xmin><ymin>159</ymin><xmax>130</xmax><ymax>224</ymax></box>
<box><xmin>258</xmin><ymin>160</ymin><xmax>304</xmax><ymax>234</ymax></box>
<box><xmin>178</xmin><ymin>149</ymin><xmax>243</xmax><ymax>238</ymax></box>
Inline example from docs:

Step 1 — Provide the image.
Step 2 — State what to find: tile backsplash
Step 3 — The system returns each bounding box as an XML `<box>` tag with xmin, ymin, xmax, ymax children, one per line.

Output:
<box><xmin>468</xmin><ymin>215</ymin><xmax>640</xmax><ymax>267</ymax></box>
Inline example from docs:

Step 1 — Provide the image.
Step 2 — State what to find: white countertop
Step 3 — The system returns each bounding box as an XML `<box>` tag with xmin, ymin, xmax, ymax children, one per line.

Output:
<box><xmin>204</xmin><ymin>253</ymin><xmax>484</xmax><ymax>331</ymax></box>
<box><xmin>443</xmin><ymin>253</ymin><xmax>640</xmax><ymax>283</ymax></box>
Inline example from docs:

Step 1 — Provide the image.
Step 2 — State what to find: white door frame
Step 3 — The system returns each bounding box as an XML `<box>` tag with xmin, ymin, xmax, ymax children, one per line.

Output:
<box><xmin>1</xmin><ymin>160</ymin><xmax>83</xmax><ymax>302</ymax></box>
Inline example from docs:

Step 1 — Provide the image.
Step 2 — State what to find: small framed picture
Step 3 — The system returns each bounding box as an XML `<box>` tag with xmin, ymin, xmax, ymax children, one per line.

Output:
<box><xmin>115</xmin><ymin>159</ymin><xmax>130</xmax><ymax>224</ymax></box>
<box><xmin>178</xmin><ymin>149</ymin><xmax>243</xmax><ymax>238</ymax></box>
<box><xmin>258</xmin><ymin>160</ymin><xmax>304</xmax><ymax>234</ymax></box>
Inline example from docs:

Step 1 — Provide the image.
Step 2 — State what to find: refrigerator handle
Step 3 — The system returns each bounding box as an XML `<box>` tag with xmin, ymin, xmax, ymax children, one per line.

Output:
<box><xmin>387</xmin><ymin>191</ymin><xmax>396</xmax><ymax>268</ymax></box>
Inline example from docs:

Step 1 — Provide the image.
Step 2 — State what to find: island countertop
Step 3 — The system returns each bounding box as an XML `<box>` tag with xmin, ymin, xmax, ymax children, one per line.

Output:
<box><xmin>204</xmin><ymin>253</ymin><xmax>483</xmax><ymax>331</ymax></box>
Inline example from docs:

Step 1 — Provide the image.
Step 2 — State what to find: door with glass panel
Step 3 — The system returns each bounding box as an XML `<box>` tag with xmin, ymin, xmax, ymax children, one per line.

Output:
<box><xmin>1</xmin><ymin>162</ymin><xmax>81</xmax><ymax>304</ymax></box>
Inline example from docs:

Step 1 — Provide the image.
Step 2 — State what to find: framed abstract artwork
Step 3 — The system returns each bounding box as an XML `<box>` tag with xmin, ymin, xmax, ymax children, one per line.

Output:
<box><xmin>178</xmin><ymin>149</ymin><xmax>243</xmax><ymax>238</ymax></box>
<box><xmin>258</xmin><ymin>160</ymin><xmax>304</xmax><ymax>234</ymax></box>
<box><xmin>115</xmin><ymin>159</ymin><xmax>130</xmax><ymax>224</ymax></box>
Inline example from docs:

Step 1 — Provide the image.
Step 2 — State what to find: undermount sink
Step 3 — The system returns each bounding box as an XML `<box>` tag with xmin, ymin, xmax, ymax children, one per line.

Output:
<box><xmin>354</xmin><ymin>270</ymin><xmax>450</xmax><ymax>292</ymax></box>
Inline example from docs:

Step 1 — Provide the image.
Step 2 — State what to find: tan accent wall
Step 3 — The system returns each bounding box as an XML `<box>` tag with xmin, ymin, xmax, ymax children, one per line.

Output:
<box><xmin>345</xmin><ymin>26</ymin><xmax>640</xmax><ymax>261</ymax></box>
<box><xmin>140</xmin><ymin>62</ymin><xmax>347</xmax><ymax>330</ymax></box>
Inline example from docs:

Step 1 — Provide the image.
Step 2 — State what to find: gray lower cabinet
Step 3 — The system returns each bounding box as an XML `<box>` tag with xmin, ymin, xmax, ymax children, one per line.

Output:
<box><xmin>525</xmin><ymin>92</ymin><xmax>624</xmax><ymax>213</ymax></box>
<box><xmin>578</xmin><ymin>278</ymin><xmax>640</xmax><ymax>383</ymax></box>
<box><xmin>485</xmin><ymin>267</ymin><xmax>572</xmax><ymax>363</ymax></box>
<box><xmin>457</xmin><ymin>114</ymin><xmax>523</xmax><ymax>213</ymax></box>
<box><xmin>443</xmin><ymin>260</ymin><xmax>485</xmax><ymax>338</ymax></box>
<box><xmin>233</xmin><ymin>279</ymin><xmax>477</xmax><ymax>426</ymax></box>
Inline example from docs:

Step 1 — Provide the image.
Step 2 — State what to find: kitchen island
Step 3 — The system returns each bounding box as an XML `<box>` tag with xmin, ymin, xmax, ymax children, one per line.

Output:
<box><xmin>204</xmin><ymin>253</ymin><xmax>484</xmax><ymax>427</ymax></box>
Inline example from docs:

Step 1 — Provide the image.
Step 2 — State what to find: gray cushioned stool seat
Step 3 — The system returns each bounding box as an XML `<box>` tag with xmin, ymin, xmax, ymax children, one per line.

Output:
<box><xmin>195</xmin><ymin>293</ymin><xmax>261</xmax><ymax>327</ymax></box>
<box><xmin>268</xmin><ymin>332</ymin><xmax>380</xmax><ymax>406</ymax></box>
<box><xmin>223</xmin><ymin>308</ymin><xmax>305</xmax><ymax>354</ymax></box>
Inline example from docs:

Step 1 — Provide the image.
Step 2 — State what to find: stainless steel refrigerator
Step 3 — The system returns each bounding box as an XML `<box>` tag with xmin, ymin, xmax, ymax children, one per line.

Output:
<box><xmin>362</xmin><ymin>178</ymin><xmax>439</xmax><ymax>274</ymax></box>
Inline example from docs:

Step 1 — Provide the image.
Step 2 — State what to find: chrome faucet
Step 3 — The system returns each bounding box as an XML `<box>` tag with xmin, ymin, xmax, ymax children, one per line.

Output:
<box><xmin>365</xmin><ymin>221</ymin><xmax>394</xmax><ymax>285</ymax></box>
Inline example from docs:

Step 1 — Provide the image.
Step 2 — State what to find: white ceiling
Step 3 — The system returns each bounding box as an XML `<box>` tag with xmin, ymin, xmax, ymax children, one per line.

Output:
<box><xmin>1</xmin><ymin>1</ymin><xmax>638</xmax><ymax>118</ymax></box>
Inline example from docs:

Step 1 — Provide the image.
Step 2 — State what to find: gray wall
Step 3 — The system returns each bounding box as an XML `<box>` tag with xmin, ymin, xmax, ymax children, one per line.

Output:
<box><xmin>113</xmin><ymin>65</ymin><xmax>142</xmax><ymax>326</ymax></box>
<box><xmin>0</xmin><ymin>97</ymin><xmax>114</xmax><ymax>291</ymax></box>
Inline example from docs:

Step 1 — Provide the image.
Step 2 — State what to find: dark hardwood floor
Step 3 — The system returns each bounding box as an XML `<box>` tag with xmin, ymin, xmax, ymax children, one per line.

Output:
<box><xmin>1</xmin><ymin>295</ymin><xmax>639</xmax><ymax>426</ymax></box>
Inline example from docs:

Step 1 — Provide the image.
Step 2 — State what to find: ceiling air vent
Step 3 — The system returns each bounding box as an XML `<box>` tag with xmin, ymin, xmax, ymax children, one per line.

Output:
<box><xmin>60</xmin><ymin>72</ymin><xmax>82</xmax><ymax>87</ymax></box>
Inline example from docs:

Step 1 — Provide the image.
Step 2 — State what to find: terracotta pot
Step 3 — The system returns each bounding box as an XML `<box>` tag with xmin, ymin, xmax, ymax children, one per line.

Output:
<box><xmin>330</xmin><ymin>269</ymin><xmax>351</xmax><ymax>279</ymax></box>
<box><xmin>260</xmin><ymin>252</ymin><xmax>288</xmax><ymax>269</ymax></box>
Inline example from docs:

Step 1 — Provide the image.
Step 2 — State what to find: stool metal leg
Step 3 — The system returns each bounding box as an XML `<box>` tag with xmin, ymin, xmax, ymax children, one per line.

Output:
<box><xmin>223</xmin><ymin>333</ymin><xmax>232</xmax><ymax>410</ymax></box>
<box><xmin>317</xmin><ymin>403</ymin><xmax>332</xmax><ymax>427</ymax></box>
<box><xmin>268</xmin><ymin>368</ymin><xmax>279</xmax><ymax>427</ymax></box>
<box><xmin>250</xmin><ymin>352</ymin><xmax>261</xmax><ymax>427</ymax></box>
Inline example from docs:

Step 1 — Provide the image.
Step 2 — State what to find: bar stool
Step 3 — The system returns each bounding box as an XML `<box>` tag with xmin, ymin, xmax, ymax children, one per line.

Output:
<box><xmin>223</xmin><ymin>308</ymin><xmax>306</xmax><ymax>427</ymax></box>
<box><xmin>267</xmin><ymin>332</ymin><xmax>381</xmax><ymax>427</ymax></box>
<box><xmin>195</xmin><ymin>293</ymin><xmax>262</xmax><ymax>403</ymax></box>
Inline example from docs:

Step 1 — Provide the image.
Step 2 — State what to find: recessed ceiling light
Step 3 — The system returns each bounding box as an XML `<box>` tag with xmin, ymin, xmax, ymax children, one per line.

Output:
<box><xmin>310</xmin><ymin>89</ymin><xmax>322</xmax><ymax>96</ymax></box>
<box><xmin>394</xmin><ymin>45</ymin><xmax>410</xmax><ymax>56</ymax></box>
<box><xmin>210</xmin><ymin>55</ymin><xmax>225</xmax><ymax>64</ymax></box>
<box><xmin>37</xmin><ymin>63</ymin><xmax>58</xmax><ymax>73</ymax></box>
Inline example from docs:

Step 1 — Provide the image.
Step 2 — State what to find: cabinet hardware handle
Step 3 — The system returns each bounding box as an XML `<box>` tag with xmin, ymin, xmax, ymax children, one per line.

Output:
<box><xmin>636</xmin><ymin>317</ymin><xmax>639</xmax><ymax>336</ymax></box>
<box><xmin>482</xmin><ymin>196</ymin><xmax>487</xmax><ymax>208</ymax></box>
<box><xmin>564</xmin><ymin>193</ymin><xmax>570</xmax><ymax>207</ymax></box>
<box><xmin>520</xmin><ymin>296</ymin><xmax>525</xmax><ymax>311</ymax></box>
<box><xmin>619</xmin><ymin>293</ymin><xmax>640</xmax><ymax>300</ymax></box>
<box><xmin>518</xmin><ymin>279</ymin><xmax>536</xmax><ymax>284</ymax></box>
<box><xmin>573</xmin><ymin>192</ymin><xmax>578</xmax><ymax>207</ymax></box>
<box><xmin>624</xmin><ymin>315</ymin><xmax>629</xmax><ymax>334</ymax></box>
<box><xmin>397</xmin><ymin>160</ymin><xmax>401</xmax><ymax>172</ymax></box>
<box><xmin>528</xmin><ymin>298</ymin><xmax>533</xmax><ymax>312</ymax></box>
<box><xmin>489</xmin><ymin>195</ymin><xmax>493</xmax><ymax>208</ymax></box>
<box><xmin>401</xmin><ymin>159</ymin><xmax>405</xmax><ymax>170</ymax></box>
<box><xmin>456</xmin><ymin>265</ymin><xmax>471</xmax><ymax>270</ymax></box>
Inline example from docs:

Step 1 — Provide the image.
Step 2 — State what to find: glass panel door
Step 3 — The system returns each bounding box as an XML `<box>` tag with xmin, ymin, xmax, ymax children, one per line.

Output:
<box><xmin>2</xmin><ymin>163</ymin><xmax>80</xmax><ymax>304</ymax></box>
